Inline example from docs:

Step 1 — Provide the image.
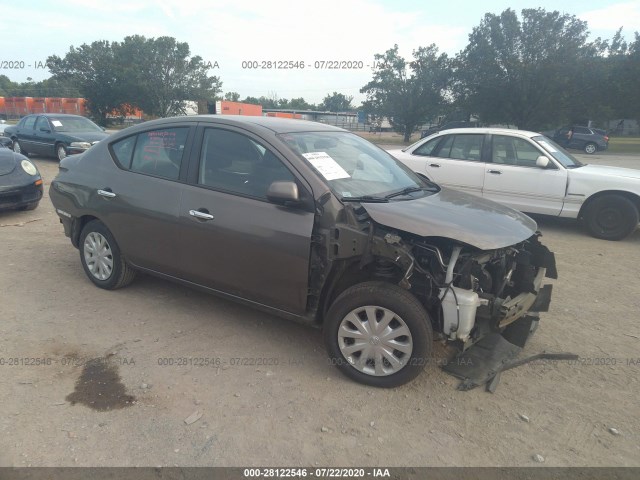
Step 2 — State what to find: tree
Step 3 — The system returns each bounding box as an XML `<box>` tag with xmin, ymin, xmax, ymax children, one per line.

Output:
<box><xmin>47</xmin><ymin>36</ymin><xmax>222</xmax><ymax>123</ymax></box>
<box><xmin>224</xmin><ymin>91</ymin><xmax>240</xmax><ymax>101</ymax></box>
<box><xmin>48</xmin><ymin>40</ymin><xmax>127</xmax><ymax>125</ymax></box>
<box><xmin>361</xmin><ymin>45</ymin><xmax>451</xmax><ymax>142</ymax></box>
<box><xmin>116</xmin><ymin>35</ymin><xmax>221</xmax><ymax>118</ymax></box>
<box><xmin>319</xmin><ymin>92</ymin><xmax>353</xmax><ymax>112</ymax></box>
<box><xmin>455</xmin><ymin>8</ymin><xmax>595</xmax><ymax>130</ymax></box>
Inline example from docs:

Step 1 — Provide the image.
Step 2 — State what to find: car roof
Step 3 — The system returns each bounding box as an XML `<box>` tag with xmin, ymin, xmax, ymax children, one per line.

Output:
<box><xmin>25</xmin><ymin>113</ymin><xmax>87</xmax><ymax>118</ymax></box>
<box><xmin>125</xmin><ymin>115</ymin><xmax>347</xmax><ymax>135</ymax></box>
<box><xmin>431</xmin><ymin>127</ymin><xmax>540</xmax><ymax>138</ymax></box>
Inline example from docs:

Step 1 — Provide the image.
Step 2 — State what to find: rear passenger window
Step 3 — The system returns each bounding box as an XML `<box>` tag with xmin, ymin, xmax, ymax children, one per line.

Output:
<box><xmin>434</xmin><ymin>134</ymin><xmax>484</xmax><ymax>162</ymax></box>
<box><xmin>111</xmin><ymin>136</ymin><xmax>137</xmax><ymax>169</ymax></box>
<box><xmin>413</xmin><ymin>137</ymin><xmax>441</xmax><ymax>156</ymax></box>
<box><xmin>111</xmin><ymin>128</ymin><xmax>189</xmax><ymax>180</ymax></box>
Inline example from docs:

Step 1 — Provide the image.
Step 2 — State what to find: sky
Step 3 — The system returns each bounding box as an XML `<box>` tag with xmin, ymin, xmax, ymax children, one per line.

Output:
<box><xmin>1</xmin><ymin>0</ymin><xmax>639</xmax><ymax>106</ymax></box>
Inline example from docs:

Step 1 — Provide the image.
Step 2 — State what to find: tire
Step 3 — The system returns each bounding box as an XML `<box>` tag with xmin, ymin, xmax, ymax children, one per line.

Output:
<box><xmin>13</xmin><ymin>140</ymin><xmax>27</xmax><ymax>156</ymax></box>
<box><xmin>19</xmin><ymin>202</ymin><xmax>39</xmax><ymax>211</ymax></box>
<box><xmin>584</xmin><ymin>142</ymin><xmax>597</xmax><ymax>154</ymax></box>
<box><xmin>324</xmin><ymin>281</ymin><xmax>433</xmax><ymax>388</ymax></box>
<box><xmin>79</xmin><ymin>220</ymin><xmax>136</xmax><ymax>289</ymax></box>
<box><xmin>584</xmin><ymin>194</ymin><xmax>639</xmax><ymax>240</ymax></box>
<box><xmin>56</xmin><ymin>143</ymin><xmax>67</xmax><ymax>161</ymax></box>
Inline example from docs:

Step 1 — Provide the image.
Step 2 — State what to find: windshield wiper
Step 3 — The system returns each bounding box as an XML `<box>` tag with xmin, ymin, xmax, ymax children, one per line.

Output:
<box><xmin>341</xmin><ymin>195</ymin><xmax>389</xmax><ymax>203</ymax></box>
<box><xmin>384</xmin><ymin>186</ymin><xmax>425</xmax><ymax>199</ymax></box>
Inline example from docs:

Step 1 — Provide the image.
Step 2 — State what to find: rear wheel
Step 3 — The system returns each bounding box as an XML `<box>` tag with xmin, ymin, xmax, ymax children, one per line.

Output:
<box><xmin>19</xmin><ymin>202</ymin><xmax>39</xmax><ymax>211</ymax></box>
<box><xmin>584</xmin><ymin>142</ymin><xmax>597</xmax><ymax>154</ymax></box>
<box><xmin>584</xmin><ymin>194</ymin><xmax>639</xmax><ymax>240</ymax></box>
<box><xmin>13</xmin><ymin>140</ymin><xmax>27</xmax><ymax>156</ymax></box>
<box><xmin>324</xmin><ymin>282</ymin><xmax>433</xmax><ymax>387</ymax></box>
<box><xmin>79</xmin><ymin>220</ymin><xmax>136</xmax><ymax>289</ymax></box>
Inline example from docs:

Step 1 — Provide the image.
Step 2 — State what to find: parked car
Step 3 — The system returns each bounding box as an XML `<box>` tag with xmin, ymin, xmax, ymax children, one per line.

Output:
<box><xmin>420</xmin><ymin>121</ymin><xmax>477</xmax><ymax>139</ymax></box>
<box><xmin>389</xmin><ymin>128</ymin><xmax>639</xmax><ymax>240</ymax></box>
<box><xmin>0</xmin><ymin>120</ymin><xmax>13</xmax><ymax>149</ymax></box>
<box><xmin>3</xmin><ymin>114</ymin><xmax>108</xmax><ymax>161</ymax></box>
<box><xmin>544</xmin><ymin>125</ymin><xmax>609</xmax><ymax>154</ymax></box>
<box><xmin>0</xmin><ymin>148</ymin><xmax>43</xmax><ymax>211</ymax></box>
<box><xmin>50</xmin><ymin>116</ymin><xmax>556</xmax><ymax>388</ymax></box>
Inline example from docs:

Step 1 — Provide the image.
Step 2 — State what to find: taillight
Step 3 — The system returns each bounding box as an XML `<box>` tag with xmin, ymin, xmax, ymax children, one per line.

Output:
<box><xmin>604</xmin><ymin>136</ymin><xmax>609</xmax><ymax>142</ymax></box>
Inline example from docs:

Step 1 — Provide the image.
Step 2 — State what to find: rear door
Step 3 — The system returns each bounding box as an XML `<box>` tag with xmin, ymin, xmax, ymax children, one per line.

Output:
<box><xmin>32</xmin><ymin>116</ymin><xmax>55</xmax><ymax>156</ymax></box>
<box><xmin>177</xmin><ymin>124</ymin><xmax>314</xmax><ymax>314</ymax></box>
<box><xmin>419</xmin><ymin>133</ymin><xmax>487</xmax><ymax>196</ymax></box>
<box><xmin>482</xmin><ymin>134</ymin><xmax>567</xmax><ymax>215</ymax></box>
<box><xmin>102</xmin><ymin>124</ymin><xmax>195</xmax><ymax>275</ymax></box>
<box><xmin>16</xmin><ymin>116</ymin><xmax>37</xmax><ymax>151</ymax></box>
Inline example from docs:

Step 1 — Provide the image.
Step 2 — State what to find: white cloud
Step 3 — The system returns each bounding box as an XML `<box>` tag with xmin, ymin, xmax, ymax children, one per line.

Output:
<box><xmin>581</xmin><ymin>1</ymin><xmax>640</xmax><ymax>32</ymax></box>
<box><xmin>3</xmin><ymin>0</ymin><xmax>469</xmax><ymax>104</ymax></box>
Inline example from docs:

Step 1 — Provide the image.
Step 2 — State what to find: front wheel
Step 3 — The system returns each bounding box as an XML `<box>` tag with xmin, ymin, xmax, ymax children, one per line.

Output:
<box><xmin>584</xmin><ymin>142</ymin><xmax>597</xmax><ymax>154</ymax></box>
<box><xmin>79</xmin><ymin>220</ymin><xmax>136</xmax><ymax>289</ymax></box>
<box><xmin>56</xmin><ymin>143</ymin><xmax>67</xmax><ymax>161</ymax></box>
<box><xmin>584</xmin><ymin>194</ymin><xmax>639</xmax><ymax>240</ymax></box>
<box><xmin>324</xmin><ymin>282</ymin><xmax>433</xmax><ymax>387</ymax></box>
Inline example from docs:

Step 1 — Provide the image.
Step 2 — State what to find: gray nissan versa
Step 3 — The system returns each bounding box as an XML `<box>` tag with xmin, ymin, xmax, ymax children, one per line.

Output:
<box><xmin>49</xmin><ymin>116</ymin><xmax>557</xmax><ymax>388</ymax></box>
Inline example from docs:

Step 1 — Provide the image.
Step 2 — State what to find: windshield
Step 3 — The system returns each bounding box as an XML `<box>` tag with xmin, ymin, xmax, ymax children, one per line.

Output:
<box><xmin>533</xmin><ymin>135</ymin><xmax>583</xmax><ymax>168</ymax></box>
<box><xmin>50</xmin><ymin>117</ymin><xmax>103</xmax><ymax>133</ymax></box>
<box><xmin>279</xmin><ymin>131</ymin><xmax>437</xmax><ymax>201</ymax></box>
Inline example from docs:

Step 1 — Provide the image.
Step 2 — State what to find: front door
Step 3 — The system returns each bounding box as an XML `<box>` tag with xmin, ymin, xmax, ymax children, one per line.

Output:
<box><xmin>178</xmin><ymin>126</ymin><xmax>314</xmax><ymax>314</ymax></box>
<box><xmin>482</xmin><ymin>134</ymin><xmax>567</xmax><ymax>216</ymax></box>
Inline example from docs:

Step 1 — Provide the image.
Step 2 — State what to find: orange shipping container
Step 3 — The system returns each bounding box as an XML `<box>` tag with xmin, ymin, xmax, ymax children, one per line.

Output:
<box><xmin>215</xmin><ymin>101</ymin><xmax>262</xmax><ymax>116</ymax></box>
<box><xmin>33</xmin><ymin>97</ymin><xmax>47</xmax><ymax>113</ymax></box>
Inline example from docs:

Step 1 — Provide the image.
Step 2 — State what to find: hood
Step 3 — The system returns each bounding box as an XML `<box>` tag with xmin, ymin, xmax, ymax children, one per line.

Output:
<box><xmin>575</xmin><ymin>164</ymin><xmax>640</xmax><ymax>181</ymax></box>
<box><xmin>362</xmin><ymin>187</ymin><xmax>537</xmax><ymax>250</ymax></box>
<box><xmin>63</xmin><ymin>131</ymin><xmax>109</xmax><ymax>143</ymax></box>
<box><xmin>0</xmin><ymin>149</ymin><xmax>18</xmax><ymax>176</ymax></box>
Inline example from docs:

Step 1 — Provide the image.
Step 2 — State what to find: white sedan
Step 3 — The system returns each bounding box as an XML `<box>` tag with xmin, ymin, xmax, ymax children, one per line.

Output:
<box><xmin>388</xmin><ymin>128</ymin><xmax>640</xmax><ymax>240</ymax></box>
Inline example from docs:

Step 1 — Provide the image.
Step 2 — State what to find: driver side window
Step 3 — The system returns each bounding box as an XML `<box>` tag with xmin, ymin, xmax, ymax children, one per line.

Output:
<box><xmin>198</xmin><ymin>128</ymin><xmax>296</xmax><ymax>200</ymax></box>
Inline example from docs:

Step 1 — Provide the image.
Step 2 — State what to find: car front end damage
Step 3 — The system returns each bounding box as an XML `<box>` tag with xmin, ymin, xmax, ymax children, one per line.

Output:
<box><xmin>311</xmin><ymin>195</ymin><xmax>558</xmax><ymax>389</ymax></box>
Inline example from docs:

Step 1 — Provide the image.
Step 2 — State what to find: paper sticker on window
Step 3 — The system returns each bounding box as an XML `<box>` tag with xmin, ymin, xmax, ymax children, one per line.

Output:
<box><xmin>538</xmin><ymin>140</ymin><xmax>557</xmax><ymax>152</ymax></box>
<box><xmin>51</xmin><ymin>120</ymin><xmax>63</xmax><ymax>127</ymax></box>
<box><xmin>302</xmin><ymin>152</ymin><xmax>350</xmax><ymax>180</ymax></box>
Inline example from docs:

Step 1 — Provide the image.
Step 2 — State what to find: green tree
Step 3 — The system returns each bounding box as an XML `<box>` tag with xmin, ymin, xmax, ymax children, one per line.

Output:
<box><xmin>361</xmin><ymin>45</ymin><xmax>451</xmax><ymax>142</ymax></box>
<box><xmin>117</xmin><ymin>35</ymin><xmax>221</xmax><ymax>117</ymax></box>
<box><xmin>224</xmin><ymin>91</ymin><xmax>240</xmax><ymax>101</ymax></box>
<box><xmin>48</xmin><ymin>36</ymin><xmax>221</xmax><ymax>123</ymax></box>
<box><xmin>455</xmin><ymin>8</ymin><xmax>595</xmax><ymax>130</ymax></box>
<box><xmin>47</xmin><ymin>40</ymin><xmax>126</xmax><ymax>124</ymax></box>
<box><xmin>319</xmin><ymin>92</ymin><xmax>353</xmax><ymax>112</ymax></box>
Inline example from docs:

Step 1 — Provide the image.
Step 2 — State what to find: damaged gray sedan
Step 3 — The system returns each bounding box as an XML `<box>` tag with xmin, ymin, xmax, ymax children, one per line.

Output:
<box><xmin>49</xmin><ymin>116</ymin><xmax>556</xmax><ymax>388</ymax></box>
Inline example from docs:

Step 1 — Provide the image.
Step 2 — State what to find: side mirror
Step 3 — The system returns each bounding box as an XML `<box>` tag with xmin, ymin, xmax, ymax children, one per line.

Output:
<box><xmin>266</xmin><ymin>181</ymin><xmax>299</xmax><ymax>205</ymax></box>
<box><xmin>536</xmin><ymin>156</ymin><xmax>550</xmax><ymax>168</ymax></box>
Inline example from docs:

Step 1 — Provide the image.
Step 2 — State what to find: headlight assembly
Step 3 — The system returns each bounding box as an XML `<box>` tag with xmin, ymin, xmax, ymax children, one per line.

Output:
<box><xmin>21</xmin><ymin>159</ymin><xmax>38</xmax><ymax>176</ymax></box>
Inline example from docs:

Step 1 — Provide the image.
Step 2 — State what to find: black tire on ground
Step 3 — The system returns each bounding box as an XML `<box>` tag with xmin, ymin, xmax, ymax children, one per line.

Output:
<box><xmin>13</xmin><ymin>140</ymin><xmax>27</xmax><ymax>156</ymax></box>
<box><xmin>584</xmin><ymin>194</ymin><xmax>639</xmax><ymax>240</ymax></box>
<box><xmin>584</xmin><ymin>142</ymin><xmax>597</xmax><ymax>154</ymax></box>
<box><xmin>19</xmin><ymin>202</ymin><xmax>39</xmax><ymax>211</ymax></box>
<box><xmin>79</xmin><ymin>220</ymin><xmax>136</xmax><ymax>289</ymax></box>
<box><xmin>323</xmin><ymin>281</ymin><xmax>433</xmax><ymax>388</ymax></box>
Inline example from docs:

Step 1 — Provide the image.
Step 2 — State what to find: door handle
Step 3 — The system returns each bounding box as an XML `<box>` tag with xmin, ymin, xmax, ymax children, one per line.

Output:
<box><xmin>487</xmin><ymin>170</ymin><xmax>502</xmax><ymax>175</ymax></box>
<box><xmin>97</xmin><ymin>189</ymin><xmax>116</xmax><ymax>198</ymax></box>
<box><xmin>189</xmin><ymin>209</ymin><xmax>214</xmax><ymax>221</ymax></box>
<box><xmin>429</xmin><ymin>163</ymin><xmax>441</xmax><ymax>168</ymax></box>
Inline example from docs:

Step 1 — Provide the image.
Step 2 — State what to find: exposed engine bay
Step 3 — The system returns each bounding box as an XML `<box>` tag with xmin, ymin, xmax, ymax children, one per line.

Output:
<box><xmin>313</xmin><ymin>204</ymin><xmax>557</xmax><ymax>349</ymax></box>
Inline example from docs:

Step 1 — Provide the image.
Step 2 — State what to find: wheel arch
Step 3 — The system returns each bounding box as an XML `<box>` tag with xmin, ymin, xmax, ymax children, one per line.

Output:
<box><xmin>317</xmin><ymin>257</ymin><xmax>406</xmax><ymax>323</ymax></box>
<box><xmin>578</xmin><ymin>190</ymin><xmax>640</xmax><ymax>220</ymax></box>
<box><xmin>71</xmin><ymin>214</ymin><xmax>102</xmax><ymax>248</ymax></box>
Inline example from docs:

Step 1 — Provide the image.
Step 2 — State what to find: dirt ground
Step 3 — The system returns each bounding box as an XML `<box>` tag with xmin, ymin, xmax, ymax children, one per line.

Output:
<box><xmin>1</xmin><ymin>151</ymin><xmax>639</xmax><ymax>467</ymax></box>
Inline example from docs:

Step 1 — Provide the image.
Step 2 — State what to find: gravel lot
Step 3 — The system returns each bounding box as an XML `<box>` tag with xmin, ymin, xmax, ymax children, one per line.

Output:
<box><xmin>1</xmin><ymin>151</ymin><xmax>639</xmax><ymax>467</ymax></box>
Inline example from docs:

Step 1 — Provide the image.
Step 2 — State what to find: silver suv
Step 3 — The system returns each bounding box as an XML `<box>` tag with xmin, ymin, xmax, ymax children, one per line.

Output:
<box><xmin>547</xmin><ymin>125</ymin><xmax>609</xmax><ymax>154</ymax></box>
